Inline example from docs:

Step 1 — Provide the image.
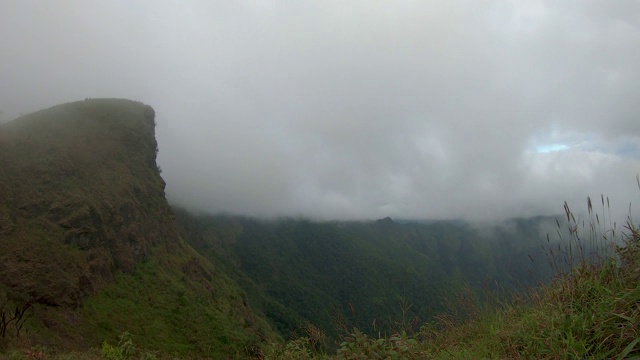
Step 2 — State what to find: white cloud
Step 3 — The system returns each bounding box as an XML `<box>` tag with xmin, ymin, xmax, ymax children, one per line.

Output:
<box><xmin>1</xmin><ymin>0</ymin><xmax>639</xmax><ymax>222</ymax></box>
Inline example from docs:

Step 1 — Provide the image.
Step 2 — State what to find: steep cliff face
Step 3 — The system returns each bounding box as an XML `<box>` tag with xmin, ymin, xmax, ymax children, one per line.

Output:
<box><xmin>0</xmin><ymin>99</ymin><xmax>168</xmax><ymax>305</ymax></box>
<box><xmin>0</xmin><ymin>99</ymin><xmax>273</xmax><ymax>356</ymax></box>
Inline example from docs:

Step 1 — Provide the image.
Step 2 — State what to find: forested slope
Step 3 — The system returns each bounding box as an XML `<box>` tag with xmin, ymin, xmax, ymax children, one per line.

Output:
<box><xmin>174</xmin><ymin>210</ymin><xmax>557</xmax><ymax>342</ymax></box>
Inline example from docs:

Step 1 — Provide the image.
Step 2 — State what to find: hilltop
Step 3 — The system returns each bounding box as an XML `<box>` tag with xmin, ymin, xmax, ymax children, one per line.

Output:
<box><xmin>0</xmin><ymin>99</ymin><xmax>275</xmax><ymax>357</ymax></box>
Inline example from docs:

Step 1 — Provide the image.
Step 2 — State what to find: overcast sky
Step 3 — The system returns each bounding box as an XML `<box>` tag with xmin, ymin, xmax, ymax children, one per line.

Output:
<box><xmin>1</xmin><ymin>1</ymin><xmax>639</xmax><ymax>222</ymax></box>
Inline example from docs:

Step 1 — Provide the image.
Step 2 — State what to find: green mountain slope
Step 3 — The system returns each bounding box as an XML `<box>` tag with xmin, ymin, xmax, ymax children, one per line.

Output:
<box><xmin>0</xmin><ymin>99</ymin><xmax>274</xmax><ymax>357</ymax></box>
<box><xmin>174</xmin><ymin>210</ymin><xmax>556</xmax><ymax>343</ymax></box>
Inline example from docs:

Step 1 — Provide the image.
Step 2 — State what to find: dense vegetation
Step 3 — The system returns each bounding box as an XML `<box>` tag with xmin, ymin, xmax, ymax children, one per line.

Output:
<box><xmin>174</xmin><ymin>211</ymin><xmax>556</xmax><ymax>343</ymax></box>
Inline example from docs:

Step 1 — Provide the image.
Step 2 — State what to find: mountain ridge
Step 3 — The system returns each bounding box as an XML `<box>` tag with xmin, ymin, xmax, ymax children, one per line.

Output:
<box><xmin>173</xmin><ymin>208</ymin><xmax>558</xmax><ymax>343</ymax></box>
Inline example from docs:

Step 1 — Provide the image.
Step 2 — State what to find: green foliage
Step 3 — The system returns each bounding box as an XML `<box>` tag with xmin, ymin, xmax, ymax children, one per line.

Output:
<box><xmin>262</xmin><ymin>337</ymin><xmax>316</xmax><ymax>360</ymax></box>
<box><xmin>336</xmin><ymin>329</ymin><xmax>422</xmax><ymax>359</ymax></box>
<box><xmin>262</xmin><ymin>323</ymin><xmax>330</xmax><ymax>360</ymax></box>
<box><xmin>101</xmin><ymin>342</ymin><xmax>123</xmax><ymax>360</ymax></box>
<box><xmin>101</xmin><ymin>332</ymin><xmax>156</xmax><ymax>360</ymax></box>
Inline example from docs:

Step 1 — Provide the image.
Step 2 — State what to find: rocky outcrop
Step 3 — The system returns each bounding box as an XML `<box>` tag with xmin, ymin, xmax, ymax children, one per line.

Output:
<box><xmin>0</xmin><ymin>99</ymin><xmax>174</xmax><ymax>307</ymax></box>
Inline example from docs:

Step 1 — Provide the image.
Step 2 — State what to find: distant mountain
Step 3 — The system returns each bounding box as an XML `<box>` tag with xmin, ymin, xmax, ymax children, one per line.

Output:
<box><xmin>174</xmin><ymin>209</ymin><xmax>558</xmax><ymax>343</ymax></box>
<box><xmin>0</xmin><ymin>99</ymin><xmax>275</xmax><ymax>357</ymax></box>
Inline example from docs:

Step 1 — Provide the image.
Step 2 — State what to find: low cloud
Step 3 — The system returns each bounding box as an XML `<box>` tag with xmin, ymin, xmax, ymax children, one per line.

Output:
<box><xmin>1</xmin><ymin>1</ymin><xmax>639</xmax><ymax>222</ymax></box>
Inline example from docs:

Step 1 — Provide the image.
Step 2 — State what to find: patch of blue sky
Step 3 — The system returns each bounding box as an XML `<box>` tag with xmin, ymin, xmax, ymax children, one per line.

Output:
<box><xmin>535</xmin><ymin>143</ymin><xmax>570</xmax><ymax>153</ymax></box>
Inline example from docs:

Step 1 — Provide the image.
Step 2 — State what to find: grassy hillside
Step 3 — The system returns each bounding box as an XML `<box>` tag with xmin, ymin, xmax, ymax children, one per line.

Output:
<box><xmin>174</xmin><ymin>210</ymin><xmax>556</xmax><ymax>344</ymax></box>
<box><xmin>0</xmin><ymin>99</ymin><xmax>275</xmax><ymax>358</ymax></box>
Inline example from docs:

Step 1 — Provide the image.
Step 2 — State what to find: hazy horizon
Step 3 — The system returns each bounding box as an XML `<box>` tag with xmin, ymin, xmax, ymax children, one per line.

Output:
<box><xmin>2</xmin><ymin>1</ymin><xmax>639</xmax><ymax>222</ymax></box>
